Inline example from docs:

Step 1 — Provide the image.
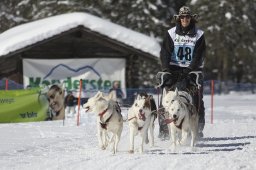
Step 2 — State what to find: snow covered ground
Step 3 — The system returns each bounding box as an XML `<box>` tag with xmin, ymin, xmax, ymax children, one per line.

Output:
<box><xmin>0</xmin><ymin>93</ymin><xmax>256</xmax><ymax>170</ymax></box>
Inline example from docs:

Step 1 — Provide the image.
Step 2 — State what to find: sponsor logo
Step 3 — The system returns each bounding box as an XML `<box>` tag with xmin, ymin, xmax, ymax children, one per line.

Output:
<box><xmin>20</xmin><ymin>112</ymin><xmax>38</xmax><ymax>118</ymax></box>
<box><xmin>0</xmin><ymin>98</ymin><xmax>15</xmax><ymax>104</ymax></box>
<box><xmin>174</xmin><ymin>36</ymin><xmax>196</xmax><ymax>44</ymax></box>
<box><xmin>29</xmin><ymin>77</ymin><xmax>118</xmax><ymax>91</ymax></box>
<box><xmin>27</xmin><ymin>64</ymin><xmax>120</xmax><ymax>91</ymax></box>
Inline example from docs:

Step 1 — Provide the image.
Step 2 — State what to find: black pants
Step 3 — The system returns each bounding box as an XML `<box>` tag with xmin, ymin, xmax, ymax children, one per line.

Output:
<box><xmin>192</xmin><ymin>85</ymin><xmax>205</xmax><ymax>133</ymax></box>
<box><xmin>158</xmin><ymin>88</ymin><xmax>169</xmax><ymax>137</ymax></box>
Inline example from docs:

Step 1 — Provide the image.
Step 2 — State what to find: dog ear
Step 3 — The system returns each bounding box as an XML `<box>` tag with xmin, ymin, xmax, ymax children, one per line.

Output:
<box><xmin>136</xmin><ymin>94</ymin><xmax>142</xmax><ymax>100</ymax></box>
<box><xmin>145</xmin><ymin>97</ymin><xmax>151</xmax><ymax>108</ymax></box>
<box><xmin>108</xmin><ymin>90</ymin><xmax>117</xmax><ymax>101</ymax></box>
<box><xmin>98</xmin><ymin>92</ymin><xmax>104</xmax><ymax>98</ymax></box>
<box><xmin>163</xmin><ymin>88</ymin><xmax>167</xmax><ymax>98</ymax></box>
<box><xmin>175</xmin><ymin>88</ymin><xmax>179</xmax><ymax>96</ymax></box>
<box><xmin>95</xmin><ymin>91</ymin><xmax>102</xmax><ymax>99</ymax></box>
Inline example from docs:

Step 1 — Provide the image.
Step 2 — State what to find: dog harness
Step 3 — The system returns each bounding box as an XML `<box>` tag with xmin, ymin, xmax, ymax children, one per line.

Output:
<box><xmin>98</xmin><ymin>108</ymin><xmax>108</xmax><ymax>118</ymax></box>
<box><xmin>98</xmin><ymin>103</ymin><xmax>121</xmax><ymax>130</ymax></box>
<box><xmin>174</xmin><ymin>117</ymin><xmax>185</xmax><ymax>129</ymax></box>
<box><xmin>179</xmin><ymin>94</ymin><xmax>191</xmax><ymax>104</ymax></box>
<box><xmin>98</xmin><ymin>107</ymin><xmax>111</xmax><ymax>130</ymax></box>
<box><xmin>100</xmin><ymin>114</ymin><xmax>113</xmax><ymax>130</ymax></box>
<box><xmin>164</xmin><ymin>117</ymin><xmax>184</xmax><ymax>129</ymax></box>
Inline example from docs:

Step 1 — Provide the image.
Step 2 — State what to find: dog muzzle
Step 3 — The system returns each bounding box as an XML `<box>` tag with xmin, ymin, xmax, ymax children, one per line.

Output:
<box><xmin>138</xmin><ymin>110</ymin><xmax>146</xmax><ymax>121</ymax></box>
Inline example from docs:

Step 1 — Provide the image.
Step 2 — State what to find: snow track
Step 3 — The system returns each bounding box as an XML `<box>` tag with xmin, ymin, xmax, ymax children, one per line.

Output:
<box><xmin>0</xmin><ymin>93</ymin><xmax>256</xmax><ymax>170</ymax></box>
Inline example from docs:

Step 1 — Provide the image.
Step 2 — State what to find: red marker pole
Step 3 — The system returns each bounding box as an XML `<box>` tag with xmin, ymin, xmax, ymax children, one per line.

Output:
<box><xmin>211</xmin><ymin>80</ymin><xmax>214</xmax><ymax>124</ymax></box>
<box><xmin>77</xmin><ymin>79</ymin><xmax>83</xmax><ymax>126</ymax></box>
<box><xmin>157</xmin><ymin>87</ymin><xmax>160</xmax><ymax>110</ymax></box>
<box><xmin>5</xmin><ymin>79</ymin><xmax>8</xmax><ymax>90</ymax></box>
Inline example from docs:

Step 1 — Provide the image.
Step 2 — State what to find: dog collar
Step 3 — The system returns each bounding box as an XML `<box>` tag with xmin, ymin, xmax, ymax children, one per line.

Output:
<box><xmin>100</xmin><ymin>114</ymin><xmax>113</xmax><ymax>130</ymax></box>
<box><xmin>98</xmin><ymin>108</ymin><xmax>108</xmax><ymax>118</ymax></box>
<box><xmin>175</xmin><ymin>117</ymin><xmax>185</xmax><ymax>129</ymax></box>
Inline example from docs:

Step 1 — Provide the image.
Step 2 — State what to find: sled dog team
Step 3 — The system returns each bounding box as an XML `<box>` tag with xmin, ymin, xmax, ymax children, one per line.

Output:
<box><xmin>83</xmin><ymin>88</ymin><xmax>199</xmax><ymax>154</ymax></box>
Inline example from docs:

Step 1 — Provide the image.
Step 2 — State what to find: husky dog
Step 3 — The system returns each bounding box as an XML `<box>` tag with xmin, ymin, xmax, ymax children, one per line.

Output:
<box><xmin>162</xmin><ymin>88</ymin><xmax>199</xmax><ymax>148</ymax></box>
<box><xmin>128</xmin><ymin>92</ymin><xmax>157</xmax><ymax>153</ymax></box>
<box><xmin>83</xmin><ymin>91</ymin><xmax>123</xmax><ymax>154</ymax></box>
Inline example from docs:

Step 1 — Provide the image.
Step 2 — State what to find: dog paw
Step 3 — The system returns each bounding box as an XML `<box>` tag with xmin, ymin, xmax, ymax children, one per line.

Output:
<box><xmin>179</xmin><ymin>141</ymin><xmax>186</xmax><ymax>146</ymax></box>
<box><xmin>176</xmin><ymin>140</ymin><xmax>182</xmax><ymax>146</ymax></box>
<box><xmin>100</xmin><ymin>146</ymin><xmax>106</xmax><ymax>150</ymax></box>
<box><xmin>169</xmin><ymin>145</ymin><xmax>176</xmax><ymax>152</ymax></box>
<box><xmin>190</xmin><ymin>146</ymin><xmax>197</xmax><ymax>152</ymax></box>
<box><xmin>170</xmin><ymin>142</ymin><xmax>176</xmax><ymax>149</ymax></box>
<box><xmin>128</xmin><ymin>150</ymin><xmax>134</xmax><ymax>154</ymax></box>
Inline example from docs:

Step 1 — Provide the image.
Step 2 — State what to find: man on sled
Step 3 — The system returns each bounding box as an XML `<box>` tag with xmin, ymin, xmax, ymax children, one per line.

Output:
<box><xmin>156</xmin><ymin>6</ymin><xmax>206</xmax><ymax>140</ymax></box>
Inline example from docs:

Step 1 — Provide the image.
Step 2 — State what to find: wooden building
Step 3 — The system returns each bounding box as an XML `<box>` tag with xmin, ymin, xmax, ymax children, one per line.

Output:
<box><xmin>0</xmin><ymin>12</ymin><xmax>161</xmax><ymax>88</ymax></box>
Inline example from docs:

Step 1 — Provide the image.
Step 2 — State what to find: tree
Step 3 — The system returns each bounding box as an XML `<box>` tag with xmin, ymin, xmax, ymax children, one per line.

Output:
<box><xmin>1</xmin><ymin>0</ymin><xmax>255</xmax><ymax>83</ymax></box>
<box><xmin>189</xmin><ymin>0</ymin><xmax>256</xmax><ymax>83</ymax></box>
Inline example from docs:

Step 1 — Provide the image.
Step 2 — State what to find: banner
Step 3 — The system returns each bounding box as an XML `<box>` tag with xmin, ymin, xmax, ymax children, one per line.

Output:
<box><xmin>0</xmin><ymin>89</ymin><xmax>50</xmax><ymax>123</ymax></box>
<box><xmin>23</xmin><ymin>58</ymin><xmax>126</xmax><ymax>97</ymax></box>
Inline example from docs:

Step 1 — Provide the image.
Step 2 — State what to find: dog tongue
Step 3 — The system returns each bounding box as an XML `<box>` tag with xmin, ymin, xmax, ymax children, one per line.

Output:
<box><xmin>164</xmin><ymin>118</ymin><xmax>175</xmax><ymax>124</ymax></box>
<box><xmin>139</xmin><ymin>112</ymin><xmax>146</xmax><ymax>121</ymax></box>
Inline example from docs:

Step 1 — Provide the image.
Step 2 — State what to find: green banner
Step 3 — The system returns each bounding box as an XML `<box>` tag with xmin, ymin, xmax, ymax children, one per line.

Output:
<box><xmin>0</xmin><ymin>89</ymin><xmax>50</xmax><ymax>123</ymax></box>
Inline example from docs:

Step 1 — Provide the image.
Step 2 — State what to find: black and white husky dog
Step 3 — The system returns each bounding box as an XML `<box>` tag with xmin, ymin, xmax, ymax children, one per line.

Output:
<box><xmin>162</xmin><ymin>88</ymin><xmax>199</xmax><ymax>148</ymax></box>
<box><xmin>128</xmin><ymin>92</ymin><xmax>157</xmax><ymax>153</ymax></box>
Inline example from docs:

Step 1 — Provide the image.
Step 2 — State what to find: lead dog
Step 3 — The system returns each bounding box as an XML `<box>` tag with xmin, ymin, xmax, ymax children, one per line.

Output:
<box><xmin>128</xmin><ymin>92</ymin><xmax>157</xmax><ymax>153</ymax></box>
<box><xmin>162</xmin><ymin>88</ymin><xmax>199</xmax><ymax>148</ymax></box>
<box><xmin>83</xmin><ymin>91</ymin><xmax>123</xmax><ymax>154</ymax></box>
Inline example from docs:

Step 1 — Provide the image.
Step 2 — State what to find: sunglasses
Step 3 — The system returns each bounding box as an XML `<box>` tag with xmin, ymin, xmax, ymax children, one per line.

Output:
<box><xmin>180</xmin><ymin>15</ymin><xmax>191</xmax><ymax>19</ymax></box>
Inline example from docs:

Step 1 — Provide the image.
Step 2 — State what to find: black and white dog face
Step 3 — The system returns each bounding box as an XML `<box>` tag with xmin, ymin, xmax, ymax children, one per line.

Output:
<box><xmin>162</xmin><ymin>88</ymin><xmax>187</xmax><ymax>122</ymax></box>
<box><xmin>162</xmin><ymin>88</ymin><xmax>179</xmax><ymax>109</ymax></box>
<box><xmin>167</xmin><ymin>99</ymin><xmax>186</xmax><ymax>122</ymax></box>
<box><xmin>132</xmin><ymin>93</ymin><xmax>151</xmax><ymax>121</ymax></box>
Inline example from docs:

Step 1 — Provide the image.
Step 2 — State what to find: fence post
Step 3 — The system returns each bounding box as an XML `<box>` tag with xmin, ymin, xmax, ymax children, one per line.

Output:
<box><xmin>211</xmin><ymin>80</ymin><xmax>214</xmax><ymax>124</ymax></box>
<box><xmin>77</xmin><ymin>79</ymin><xmax>83</xmax><ymax>126</ymax></box>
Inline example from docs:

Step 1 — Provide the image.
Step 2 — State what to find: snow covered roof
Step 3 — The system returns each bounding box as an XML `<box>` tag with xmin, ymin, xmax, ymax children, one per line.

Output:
<box><xmin>0</xmin><ymin>12</ymin><xmax>161</xmax><ymax>58</ymax></box>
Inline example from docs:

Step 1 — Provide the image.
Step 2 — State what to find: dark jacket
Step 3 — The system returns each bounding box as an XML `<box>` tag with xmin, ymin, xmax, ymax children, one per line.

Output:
<box><xmin>160</xmin><ymin>22</ymin><xmax>206</xmax><ymax>73</ymax></box>
<box><xmin>109</xmin><ymin>88</ymin><xmax>123</xmax><ymax>99</ymax></box>
<box><xmin>65</xmin><ymin>94</ymin><xmax>77</xmax><ymax>107</ymax></box>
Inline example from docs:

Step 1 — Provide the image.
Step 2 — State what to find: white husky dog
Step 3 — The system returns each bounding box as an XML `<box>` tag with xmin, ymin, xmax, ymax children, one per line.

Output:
<box><xmin>128</xmin><ymin>92</ymin><xmax>157</xmax><ymax>153</ymax></box>
<box><xmin>162</xmin><ymin>88</ymin><xmax>199</xmax><ymax>148</ymax></box>
<box><xmin>83</xmin><ymin>91</ymin><xmax>123</xmax><ymax>154</ymax></box>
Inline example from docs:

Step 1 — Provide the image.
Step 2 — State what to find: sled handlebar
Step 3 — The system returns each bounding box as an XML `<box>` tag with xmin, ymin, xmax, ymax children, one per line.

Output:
<box><xmin>156</xmin><ymin>71</ymin><xmax>203</xmax><ymax>89</ymax></box>
<box><xmin>155</xmin><ymin>72</ymin><xmax>172</xmax><ymax>88</ymax></box>
<box><xmin>189</xmin><ymin>71</ymin><xmax>202</xmax><ymax>89</ymax></box>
